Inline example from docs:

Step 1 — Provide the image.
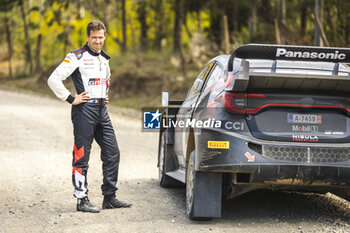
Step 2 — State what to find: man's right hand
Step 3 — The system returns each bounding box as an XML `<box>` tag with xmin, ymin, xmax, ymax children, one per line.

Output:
<box><xmin>72</xmin><ymin>91</ymin><xmax>90</xmax><ymax>105</ymax></box>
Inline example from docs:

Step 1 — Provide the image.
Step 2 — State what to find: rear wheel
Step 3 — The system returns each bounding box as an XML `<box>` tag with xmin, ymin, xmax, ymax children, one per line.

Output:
<box><xmin>186</xmin><ymin>150</ymin><xmax>211</xmax><ymax>220</ymax></box>
<box><xmin>186</xmin><ymin>150</ymin><xmax>195</xmax><ymax>219</ymax></box>
<box><xmin>159</xmin><ymin>131</ymin><xmax>182</xmax><ymax>187</ymax></box>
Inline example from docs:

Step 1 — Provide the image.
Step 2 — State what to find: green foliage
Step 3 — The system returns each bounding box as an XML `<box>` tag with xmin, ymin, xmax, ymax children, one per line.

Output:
<box><xmin>1</xmin><ymin>0</ymin><xmax>350</xmax><ymax>79</ymax></box>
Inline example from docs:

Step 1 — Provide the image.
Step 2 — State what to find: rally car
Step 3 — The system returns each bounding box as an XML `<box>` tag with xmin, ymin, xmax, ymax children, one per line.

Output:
<box><xmin>158</xmin><ymin>44</ymin><xmax>350</xmax><ymax>220</ymax></box>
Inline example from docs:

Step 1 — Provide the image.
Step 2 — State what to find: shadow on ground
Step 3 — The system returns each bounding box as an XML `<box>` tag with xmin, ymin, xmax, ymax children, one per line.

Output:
<box><xmin>134</xmin><ymin>179</ymin><xmax>350</xmax><ymax>224</ymax></box>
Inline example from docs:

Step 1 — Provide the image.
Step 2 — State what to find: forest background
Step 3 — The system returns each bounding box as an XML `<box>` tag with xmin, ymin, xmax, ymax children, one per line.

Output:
<box><xmin>0</xmin><ymin>0</ymin><xmax>349</xmax><ymax>108</ymax></box>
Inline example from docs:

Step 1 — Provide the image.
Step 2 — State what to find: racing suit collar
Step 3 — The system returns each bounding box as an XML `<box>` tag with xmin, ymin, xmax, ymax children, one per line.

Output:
<box><xmin>84</xmin><ymin>43</ymin><xmax>110</xmax><ymax>60</ymax></box>
<box><xmin>85</xmin><ymin>42</ymin><xmax>100</xmax><ymax>56</ymax></box>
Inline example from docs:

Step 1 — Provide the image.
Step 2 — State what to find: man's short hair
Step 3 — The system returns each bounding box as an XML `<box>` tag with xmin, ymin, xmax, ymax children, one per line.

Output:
<box><xmin>87</xmin><ymin>20</ymin><xmax>106</xmax><ymax>36</ymax></box>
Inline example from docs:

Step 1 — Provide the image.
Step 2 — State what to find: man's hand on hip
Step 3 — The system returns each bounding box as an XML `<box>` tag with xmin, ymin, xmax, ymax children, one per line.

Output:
<box><xmin>105</xmin><ymin>96</ymin><xmax>109</xmax><ymax>104</ymax></box>
<box><xmin>72</xmin><ymin>92</ymin><xmax>90</xmax><ymax>105</ymax></box>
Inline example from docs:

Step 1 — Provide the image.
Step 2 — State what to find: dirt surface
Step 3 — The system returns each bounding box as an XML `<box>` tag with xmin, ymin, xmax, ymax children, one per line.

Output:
<box><xmin>1</xmin><ymin>89</ymin><xmax>350</xmax><ymax>233</ymax></box>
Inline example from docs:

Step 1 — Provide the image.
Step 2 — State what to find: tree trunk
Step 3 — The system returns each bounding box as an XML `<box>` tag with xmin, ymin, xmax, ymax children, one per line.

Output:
<box><xmin>35</xmin><ymin>0</ymin><xmax>45</xmax><ymax>73</ymax></box>
<box><xmin>78</xmin><ymin>0</ymin><xmax>85</xmax><ymax>18</ymax></box>
<box><xmin>179</xmin><ymin>19</ymin><xmax>186</xmax><ymax>79</ymax></box>
<box><xmin>63</xmin><ymin>0</ymin><xmax>71</xmax><ymax>54</ymax></box>
<box><xmin>346</xmin><ymin>6</ymin><xmax>350</xmax><ymax>45</ymax></box>
<box><xmin>197</xmin><ymin>8</ymin><xmax>201</xmax><ymax>32</ymax></box>
<box><xmin>314</xmin><ymin>0</ymin><xmax>323</xmax><ymax>46</ymax></box>
<box><xmin>220</xmin><ymin>5</ymin><xmax>225</xmax><ymax>49</ymax></box>
<box><xmin>278</xmin><ymin>0</ymin><xmax>286</xmax><ymax>44</ymax></box>
<box><xmin>195</xmin><ymin>0</ymin><xmax>202</xmax><ymax>33</ymax></box>
<box><xmin>223</xmin><ymin>15</ymin><xmax>230</xmax><ymax>54</ymax></box>
<box><xmin>121</xmin><ymin>0</ymin><xmax>127</xmax><ymax>53</ymax></box>
<box><xmin>35</xmin><ymin>34</ymin><xmax>42</xmax><ymax>73</ymax></box>
<box><xmin>233</xmin><ymin>0</ymin><xmax>238</xmax><ymax>32</ymax></box>
<box><xmin>4</xmin><ymin>16</ymin><xmax>13</xmax><ymax>78</ymax></box>
<box><xmin>173</xmin><ymin>0</ymin><xmax>186</xmax><ymax>77</ymax></box>
<box><xmin>300</xmin><ymin>1</ymin><xmax>307</xmax><ymax>36</ymax></box>
<box><xmin>138</xmin><ymin>1</ymin><xmax>148</xmax><ymax>52</ymax></box>
<box><xmin>336</xmin><ymin>0</ymin><xmax>347</xmax><ymax>46</ymax></box>
<box><xmin>173</xmin><ymin>0</ymin><xmax>183</xmax><ymax>53</ymax></box>
<box><xmin>274</xmin><ymin>18</ymin><xmax>281</xmax><ymax>44</ymax></box>
<box><xmin>184</xmin><ymin>10</ymin><xmax>193</xmax><ymax>39</ymax></box>
<box><xmin>77</xmin><ymin>0</ymin><xmax>85</xmax><ymax>46</ymax></box>
<box><xmin>128</xmin><ymin>13</ymin><xmax>136</xmax><ymax>52</ymax></box>
<box><xmin>19</xmin><ymin>0</ymin><xmax>33</xmax><ymax>74</ymax></box>
<box><xmin>154</xmin><ymin>0</ymin><xmax>164</xmax><ymax>51</ymax></box>
<box><xmin>249</xmin><ymin>0</ymin><xmax>256</xmax><ymax>41</ymax></box>
<box><xmin>102</xmin><ymin>0</ymin><xmax>112</xmax><ymax>51</ymax></box>
<box><xmin>260</xmin><ymin>0</ymin><xmax>273</xmax><ymax>24</ymax></box>
<box><xmin>314</xmin><ymin>4</ymin><xmax>329</xmax><ymax>46</ymax></box>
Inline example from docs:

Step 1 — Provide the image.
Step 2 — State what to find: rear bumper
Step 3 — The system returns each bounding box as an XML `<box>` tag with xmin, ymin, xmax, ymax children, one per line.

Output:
<box><xmin>195</xmin><ymin>128</ymin><xmax>350</xmax><ymax>186</ymax></box>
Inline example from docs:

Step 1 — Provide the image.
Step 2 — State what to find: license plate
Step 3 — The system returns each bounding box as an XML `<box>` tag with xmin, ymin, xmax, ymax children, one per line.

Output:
<box><xmin>288</xmin><ymin>113</ymin><xmax>322</xmax><ymax>124</ymax></box>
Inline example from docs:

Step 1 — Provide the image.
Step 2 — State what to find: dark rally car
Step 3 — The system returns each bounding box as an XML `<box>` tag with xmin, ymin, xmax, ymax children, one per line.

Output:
<box><xmin>158</xmin><ymin>44</ymin><xmax>350</xmax><ymax>219</ymax></box>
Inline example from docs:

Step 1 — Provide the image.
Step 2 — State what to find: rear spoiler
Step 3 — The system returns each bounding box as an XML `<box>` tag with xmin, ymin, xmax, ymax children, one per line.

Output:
<box><xmin>228</xmin><ymin>44</ymin><xmax>350</xmax><ymax>72</ymax></box>
<box><xmin>226</xmin><ymin>44</ymin><xmax>350</xmax><ymax>92</ymax></box>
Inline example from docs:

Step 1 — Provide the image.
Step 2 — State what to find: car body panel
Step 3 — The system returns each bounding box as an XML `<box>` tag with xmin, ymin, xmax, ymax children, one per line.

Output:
<box><xmin>159</xmin><ymin>44</ymin><xmax>350</xmax><ymax>209</ymax></box>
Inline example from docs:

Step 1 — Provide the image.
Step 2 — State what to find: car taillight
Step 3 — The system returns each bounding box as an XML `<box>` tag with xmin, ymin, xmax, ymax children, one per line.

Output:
<box><xmin>224</xmin><ymin>93</ymin><xmax>265</xmax><ymax>113</ymax></box>
<box><xmin>224</xmin><ymin>93</ymin><xmax>247</xmax><ymax>113</ymax></box>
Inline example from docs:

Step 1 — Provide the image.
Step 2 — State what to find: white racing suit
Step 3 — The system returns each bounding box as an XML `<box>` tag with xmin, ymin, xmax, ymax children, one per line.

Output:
<box><xmin>48</xmin><ymin>43</ymin><xmax>119</xmax><ymax>198</ymax></box>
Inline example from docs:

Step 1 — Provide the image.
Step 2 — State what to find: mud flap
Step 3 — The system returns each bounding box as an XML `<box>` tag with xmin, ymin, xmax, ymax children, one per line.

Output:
<box><xmin>193</xmin><ymin>172</ymin><xmax>222</xmax><ymax>218</ymax></box>
<box><xmin>160</xmin><ymin>108</ymin><xmax>180</xmax><ymax>173</ymax></box>
<box><xmin>164</xmin><ymin>132</ymin><xmax>178</xmax><ymax>172</ymax></box>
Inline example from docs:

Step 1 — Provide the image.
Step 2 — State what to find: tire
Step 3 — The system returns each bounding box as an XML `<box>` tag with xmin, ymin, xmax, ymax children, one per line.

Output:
<box><xmin>159</xmin><ymin>131</ymin><xmax>183</xmax><ymax>187</ymax></box>
<box><xmin>186</xmin><ymin>150</ymin><xmax>212</xmax><ymax>220</ymax></box>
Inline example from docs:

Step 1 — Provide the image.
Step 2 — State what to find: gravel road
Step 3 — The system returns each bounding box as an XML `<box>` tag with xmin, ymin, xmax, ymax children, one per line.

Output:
<box><xmin>1</xmin><ymin>89</ymin><xmax>350</xmax><ymax>233</ymax></box>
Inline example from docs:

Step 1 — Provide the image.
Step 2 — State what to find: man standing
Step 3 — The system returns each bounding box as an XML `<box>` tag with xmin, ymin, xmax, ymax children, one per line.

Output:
<box><xmin>48</xmin><ymin>20</ymin><xmax>131</xmax><ymax>213</ymax></box>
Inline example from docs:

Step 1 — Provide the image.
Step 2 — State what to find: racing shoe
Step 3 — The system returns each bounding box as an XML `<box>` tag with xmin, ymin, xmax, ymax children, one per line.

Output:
<box><xmin>76</xmin><ymin>197</ymin><xmax>100</xmax><ymax>213</ymax></box>
<box><xmin>102</xmin><ymin>194</ymin><xmax>132</xmax><ymax>209</ymax></box>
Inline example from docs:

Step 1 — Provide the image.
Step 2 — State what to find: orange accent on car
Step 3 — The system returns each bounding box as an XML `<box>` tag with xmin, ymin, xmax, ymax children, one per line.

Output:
<box><xmin>244</xmin><ymin>152</ymin><xmax>255</xmax><ymax>162</ymax></box>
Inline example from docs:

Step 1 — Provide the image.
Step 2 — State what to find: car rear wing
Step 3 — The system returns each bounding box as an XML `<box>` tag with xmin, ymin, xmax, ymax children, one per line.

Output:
<box><xmin>226</xmin><ymin>44</ymin><xmax>350</xmax><ymax>92</ymax></box>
